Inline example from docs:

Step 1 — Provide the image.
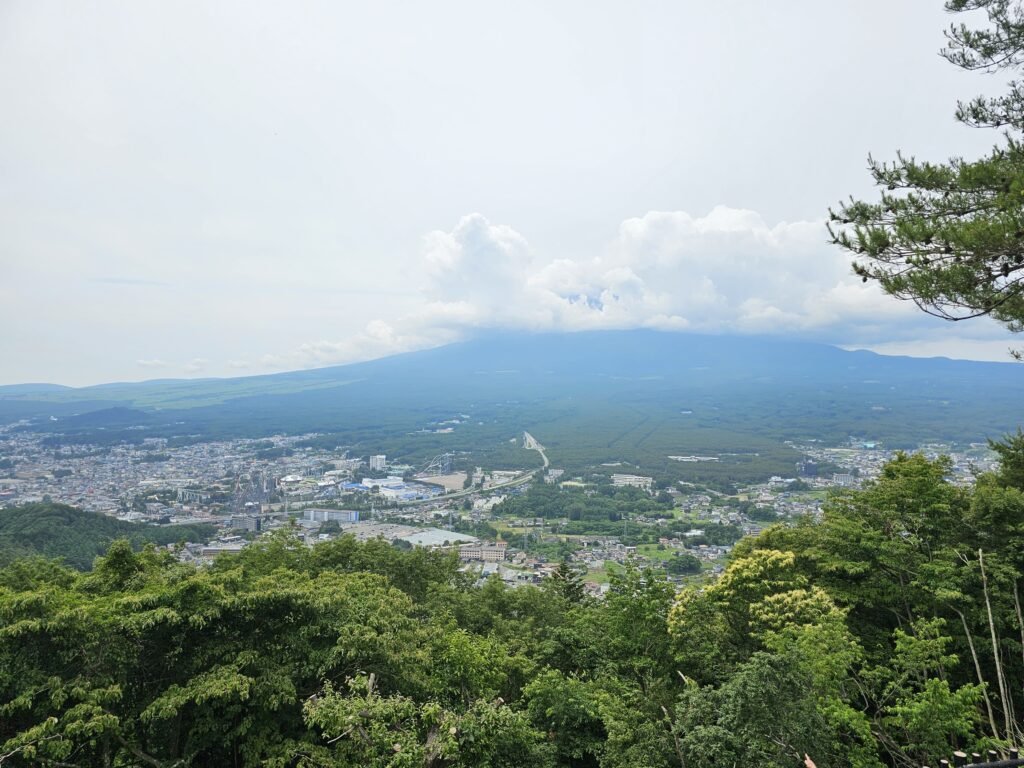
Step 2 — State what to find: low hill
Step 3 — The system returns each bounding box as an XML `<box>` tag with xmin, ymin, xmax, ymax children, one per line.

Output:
<box><xmin>0</xmin><ymin>503</ymin><xmax>216</xmax><ymax>570</ymax></box>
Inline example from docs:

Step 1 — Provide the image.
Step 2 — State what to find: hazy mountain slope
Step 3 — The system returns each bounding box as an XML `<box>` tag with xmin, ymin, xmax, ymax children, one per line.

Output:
<box><xmin>3</xmin><ymin>330</ymin><xmax>1021</xmax><ymax>406</ymax></box>
<box><xmin>2</xmin><ymin>332</ymin><xmax>1022</xmax><ymax>476</ymax></box>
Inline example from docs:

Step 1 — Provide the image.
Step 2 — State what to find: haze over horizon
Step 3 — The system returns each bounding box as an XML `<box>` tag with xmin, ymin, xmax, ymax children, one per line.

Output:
<box><xmin>3</xmin><ymin>0</ymin><xmax>1022</xmax><ymax>386</ymax></box>
<box><xmin>4</xmin><ymin>329</ymin><xmax>1023</xmax><ymax>392</ymax></box>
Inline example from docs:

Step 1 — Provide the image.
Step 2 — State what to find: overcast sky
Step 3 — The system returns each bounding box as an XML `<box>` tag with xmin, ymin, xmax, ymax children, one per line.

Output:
<box><xmin>2</xmin><ymin>0</ymin><xmax>1021</xmax><ymax>386</ymax></box>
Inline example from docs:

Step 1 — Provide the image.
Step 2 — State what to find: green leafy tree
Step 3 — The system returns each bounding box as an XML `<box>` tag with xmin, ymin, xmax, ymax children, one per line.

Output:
<box><xmin>861</xmin><ymin>618</ymin><xmax>984</xmax><ymax>766</ymax></box>
<box><xmin>669</xmin><ymin>550</ymin><xmax>879</xmax><ymax>767</ymax></box>
<box><xmin>303</xmin><ymin>676</ymin><xmax>551</xmax><ymax>768</ymax></box>
<box><xmin>0</xmin><ymin>533</ymin><xmax>457</xmax><ymax>765</ymax></box>
<box><xmin>989</xmin><ymin>427</ymin><xmax>1024</xmax><ymax>488</ymax></box>
<box><xmin>547</xmin><ymin>559</ymin><xmax>586</xmax><ymax>603</ymax></box>
<box><xmin>664</xmin><ymin>553</ymin><xmax>701</xmax><ymax>576</ymax></box>
<box><xmin>523</xmin><ymin>670</ymin><xmax>605</xmax><ymax>766</ymax></box>
<box><xmin>748</xmin><ymin>451</ymin><xmax>1024</xmax><ymax>751</ymax></box>
<box><xmin>673</xmin><ymin>651</ymin><xmax>851</xmax><ymax>768</ymax></box>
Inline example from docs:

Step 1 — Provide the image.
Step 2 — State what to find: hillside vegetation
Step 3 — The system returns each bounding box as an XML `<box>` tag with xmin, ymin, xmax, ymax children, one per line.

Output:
<box><xmin>0</xmin><ymin>503</ymin><xmax>215</xmax><ymax>569</ymax></box>
<box><xmin>3</xmin><ymin>439</ymin><xmax>1024</xmax><ymax>766</ymax></box>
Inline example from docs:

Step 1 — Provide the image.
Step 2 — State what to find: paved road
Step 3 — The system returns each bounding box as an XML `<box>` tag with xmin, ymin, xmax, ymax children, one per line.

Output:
<box><xmin>522</xmin><ymin>431</ymin><xmax>549</xmax><ymax>469</ymax></box>
<box><xmin>396</xmin><ymin>431</ymin><xmax>548</xmax><ymax>507</ymax></box>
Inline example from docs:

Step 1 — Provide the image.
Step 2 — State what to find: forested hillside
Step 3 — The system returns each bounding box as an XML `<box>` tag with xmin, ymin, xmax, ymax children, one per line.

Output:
<box><xmin>0</xmin><ymin>503</ymin><xmax>215</xmax><ymax>570</ymax></box>
<box><xmin>3</xmin><ymin>440</ymin><xmax>1024</xmax><ymax>766</ymax></box>
<box><xmin>5</xmin><ymin>333</ymin><xmax>1024</xmax><ymax>485</ymax></box>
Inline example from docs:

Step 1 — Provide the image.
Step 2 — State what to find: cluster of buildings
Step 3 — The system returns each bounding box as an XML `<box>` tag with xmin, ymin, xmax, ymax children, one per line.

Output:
<box><xmin>794</xmin><ymin>440</ymin><xmax>999</xmax><ymax>489</ymax></box>
<box><xmin>0</xmin><ymin>429</ymin><xmax>361</xmax><ymax>517</ymax></box>
<box><xmin>166</xmin><ymin>514</ymin><xmax>507</xmax><ymax>566</ymax></box>
<box><xmin>336</xmin><ymin>475</ymin><xmax>444</xmax><ymax>502</ymax></box>
<box><xmin>655</xmin><ymin>535</ymin><xmax>732</xmax><ymax>562</ymax></box>
<box><xmin>2</xmin><ymin>415</ymin><xmax>1004</xmax><ymax>589</ymax></box>
<box><xmin>0</xmin><ymin>430</ymin><xmax>266</xmax><ymax>516</ymax></box>
<box><xmin>610</xmin><ymin>473</ymin><xmax>654</xmax><ymax>490</ymax></box>
<box><xmin>0</xmin><ymin>427</ymin><xmax>457</xmax><ymax>524</ymax></box>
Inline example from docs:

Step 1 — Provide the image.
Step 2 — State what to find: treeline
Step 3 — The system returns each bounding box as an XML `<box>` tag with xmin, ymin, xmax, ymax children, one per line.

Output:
<box><xmin>0</xmin><ymin>503</ymin><xmax>215</xmax><ymax>570</ymax></box>
<box><xmin>494</xmin><ymin>482</ymin><xmax>674</xmax><ymax>521</ymax></box>
<box><xmin>495</xmin><ymin>483</ymin><xmax>743</xmax><ymax>546</ymax></box>
<box><xmin>4</xmin><ymin>439</ymin><xmax>1024</xmax><ymax>765</ymax></box>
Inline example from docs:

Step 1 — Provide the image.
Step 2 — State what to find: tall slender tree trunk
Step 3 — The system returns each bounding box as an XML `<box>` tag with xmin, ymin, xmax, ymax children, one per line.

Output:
<box><xmin>979</xmin><ymin>549</ymin><xmax>1014</xmax><ymax>740</ymax></box>
<box><xmin>956</xmin><ymin>607</ymin><xmax>1000</xmax><ymax>740</ymax></box>
<box><xmin>1014</xmin><ymin>580</ymin><xmax>1024</xmax><ymax>683</ymax></box>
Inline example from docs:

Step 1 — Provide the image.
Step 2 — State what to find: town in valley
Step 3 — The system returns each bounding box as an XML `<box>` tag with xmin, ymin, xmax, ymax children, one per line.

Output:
<box><xmin>0</xmin><ymin>420</ymin><xmax>997</xmax><ymax>594</ymax></box>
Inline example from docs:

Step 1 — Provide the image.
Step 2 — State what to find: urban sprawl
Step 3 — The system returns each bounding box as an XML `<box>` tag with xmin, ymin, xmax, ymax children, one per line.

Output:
<box><xmin>0</xmin><ymin>423</ymin><xmax>997</xmax><ymax>594</ymax></box>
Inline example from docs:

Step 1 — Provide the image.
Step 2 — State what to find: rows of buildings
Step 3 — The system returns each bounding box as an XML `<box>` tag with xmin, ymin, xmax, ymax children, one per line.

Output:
<box><xmin>1</xmin><ymin>418</ymin><xmax>1001</xmax><ymax>588</ymax></box>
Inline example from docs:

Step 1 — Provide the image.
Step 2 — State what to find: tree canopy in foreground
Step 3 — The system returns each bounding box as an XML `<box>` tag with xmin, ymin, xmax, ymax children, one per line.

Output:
<box><xmin>3</xmin><ymin>439</ymin><xmax>1024</xmax><ymax>766</ymax></box>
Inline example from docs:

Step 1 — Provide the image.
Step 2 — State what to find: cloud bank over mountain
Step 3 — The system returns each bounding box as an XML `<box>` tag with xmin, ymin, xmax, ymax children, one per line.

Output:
<box><xmin>281</xmin><ymin>207</ymin><xmax>1010</xmax><ymax>372</ymax></box>
<box><xmin>419</xmin><ymin>207</ymin><xmax>904</xmax><ymax>334</ymax></box>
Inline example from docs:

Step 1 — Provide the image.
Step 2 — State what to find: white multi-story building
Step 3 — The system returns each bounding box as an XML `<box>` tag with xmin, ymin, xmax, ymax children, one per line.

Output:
<box><xmin>611</xmin><ymin>473</ymin><xmax>654</xmax><ymax>491</ymax></box>
<box><xmin>229</xmin><ymin>515</ymin><xmax>261</xmax><ymax>532</ymax></box>
<box><xmin>458</xmin><ymin>541</ymin><xmax>507</xmax><ymax>562</ymax></box>
<box><xmin>303</xmin><ymin>508</ymin><xmax>360</xmax><ymax>523</ymax></box>
<box><xmin>369</xmin><ymin>455</ymin><xmax>387</xmax><ymax>472</ymax></box>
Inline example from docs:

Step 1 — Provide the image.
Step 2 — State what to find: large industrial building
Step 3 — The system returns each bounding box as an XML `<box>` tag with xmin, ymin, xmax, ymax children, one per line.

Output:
<box><xmin>303</xmin><ymin>508</ymin><xmax>360</xmax><ymax>523</ymax></box>
<box><xmin>352</xmin><ymin>475</ymin><xmax>442</xmax><ymax>502</ymax></box>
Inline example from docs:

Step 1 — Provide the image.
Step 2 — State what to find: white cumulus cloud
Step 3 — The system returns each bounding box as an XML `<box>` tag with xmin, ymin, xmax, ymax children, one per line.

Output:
<box><xmin>410</xmin><ymin>208</ymin><xmax>915</xmax><ymax>340</ymax></box>
<box><xmin>278</xmin><ymin>207</ymin><xmax>1015</xmax><ymax>370</ymax></box>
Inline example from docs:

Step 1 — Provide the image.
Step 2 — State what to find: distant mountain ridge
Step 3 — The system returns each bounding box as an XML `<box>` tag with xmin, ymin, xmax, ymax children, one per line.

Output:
<box><xmin>1</xmin><ymin>331</ymin><xmax>1022</xmax><ymax>456</ymax></box>
<box><xmin>2</xmin><ymin>330</ymin><xmax>1021</xmax><ymax>401</ymax></box>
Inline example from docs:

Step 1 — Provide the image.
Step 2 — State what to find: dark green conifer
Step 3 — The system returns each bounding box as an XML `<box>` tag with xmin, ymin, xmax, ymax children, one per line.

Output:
<box><xmin>831</xmin><ymin>0</ymin><xmax>1024</xmax><ymax>345</ymax></box>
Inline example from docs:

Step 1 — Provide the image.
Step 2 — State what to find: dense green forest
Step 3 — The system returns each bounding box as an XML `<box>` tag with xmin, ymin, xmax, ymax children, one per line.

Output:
<box><xmin>4</xmin><ymin>441</ymin><xmax>1024</xmax><ymax>766</ymax></box>
<box><xmin>0</xmin><ymin>503</ymin><xmax>215</xmax><ymax>570</ymax></box>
